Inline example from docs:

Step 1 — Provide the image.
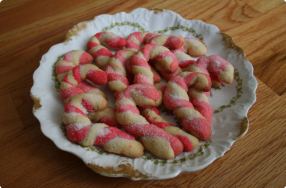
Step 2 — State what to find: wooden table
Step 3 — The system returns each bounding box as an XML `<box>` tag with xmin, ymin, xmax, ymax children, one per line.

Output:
<box><xmin>1</xmin><ymin>0</ymin><xmax>285</xmax><ymax>187</ymax></box>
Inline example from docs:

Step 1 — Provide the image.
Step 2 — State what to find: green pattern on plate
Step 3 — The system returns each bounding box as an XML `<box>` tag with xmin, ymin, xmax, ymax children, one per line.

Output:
<box><xmin>157</xmin><ymin>25</ymin><xmax>203</xmax><ymax>41</ymax></box>
<box><xmin>102</xmin><ymin>21</ymin><xmax>146</xmax><ymax>33</ymax></box>
<box><xmin>53</xmin><ymin>61</ymin><xmax>60</xmax><ymax>90</ymax></box>
<box><xmin>214</xmin><ymin>69</ymin><xmax>243</xmax><ymax>114</ymax></box>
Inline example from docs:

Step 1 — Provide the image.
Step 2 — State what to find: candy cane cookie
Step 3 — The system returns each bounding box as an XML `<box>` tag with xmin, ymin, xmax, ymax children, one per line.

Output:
<box><xmin>87</xmin><ymin>32</ymin><xmax>127</xmax><ymax>69</ymax></box>
<box><xmin>106</xmin><ymin>45</ymin><xmax>184</xmax><ymax>158</ymax></box>
<box><xmin>86</xmin><ymin>34</ymin><xmax>184</xmax><ymax>158</ymax></box>
<box><xmin>126</xmin><ymin>32</ymin><xmax>184</xmax><ymax>50</ymax></box>
<box><xmin>163</xmin><ymin>74</ymin><xmax>212</xmax><ymax>140</ymax></box>
<box><xmin>59</xmin><ymin>64</ymin><xmax>107</xmax><ymax>99</ymax></box>
<box><xmin>144</xmin><ymin>33</ymin><xmax>207</xmax><ymax>56</ymax></box>
<box><xmin>56</xmin><ymin>50</ymin><xmax>143</xmax><ymax>157</ymax></box>
<box><xmin>130</xmin><ymin>49</ymin><xmax>199</xmax><ymax>151</ymax></box>
<box><xmin>164</xmin><ymin>54</ymin><xmax>234</xmax><ymax>140</ymax></box>
<box><xmin>63</xmin><ymin>89</ymin><xmax>144</xmax><ymax>158</ymax></box>
<box><xmin>55</xmin><ymin>50</ymin><xmax>107</xmax><ymax>99</ymax></box>
<box><xmin>177</xmin><ymin>54</ymin><xmax>234</xmax><ymax>88</ymax></box>
<box><xmin>126</xmin><ymin>32</ymin><xmax>207</xmax><ymax>56</ymax></box>
<box><xmin>89</xmin><ymin>107</ymin><xmax>118</xmax><ymax>127</ymax></box>
<box><xmin>115</xmin><ymin>84</ymin><xmax>183</xmax><ymax>159</ymax></box>
<box><xmin>105</xmin><ymin>49</ymin><xmax>137</xmax><ymax>92</ymax></box>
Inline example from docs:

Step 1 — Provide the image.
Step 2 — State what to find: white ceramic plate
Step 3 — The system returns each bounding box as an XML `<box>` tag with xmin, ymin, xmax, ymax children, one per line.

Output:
<box><xmin>31</xmin><ymin>8</ymin><xmax>257</xmax><ymax>180</ymax></box>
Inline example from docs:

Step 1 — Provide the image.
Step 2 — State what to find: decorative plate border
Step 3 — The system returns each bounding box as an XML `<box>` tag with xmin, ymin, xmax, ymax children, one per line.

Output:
<box><xmin>31</xmin><ymin>8</ymin><xmax>257</xmax><ymax>180</ymax></box>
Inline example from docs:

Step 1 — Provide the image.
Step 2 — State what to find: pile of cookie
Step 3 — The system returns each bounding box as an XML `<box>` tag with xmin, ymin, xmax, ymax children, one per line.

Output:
<box><xmin>55</xmin><ymin>32</ymin><xmax>234</xmax><ymax>159</ymax></box>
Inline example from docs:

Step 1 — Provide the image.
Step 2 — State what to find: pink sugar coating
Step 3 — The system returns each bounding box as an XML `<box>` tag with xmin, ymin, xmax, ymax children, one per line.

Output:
<box><xmin>95</xmin><ymin>127</ymin><xmax>134</xmax><ymax>146</ymax></box>
<box><xmin>183</xmin><ymin>72</ymin><xmax>212</xmax><ymax>91</ymax></box>
<box><xmin>126</xmin><ymin>32</ymin><xmax>143</xmax><ymax>49</ymax></box>
<box><xmin>71</xmin><ymin>66</ymin><xmax>82</xmax><ymax>83</ymax></box>
<box><xmin>134</xmin><ymin>74</ymin><xmax>152</xmax><ymax>85</ymax></box>
<box><xmin>165</xmin><ymin>36</ymin><xmax>184</xmax><ymax>50</ymax></box>
<box><xmin>98</xmin><ymin>117</ymin><xmax>118</xmax><ymax>127</ymax></box>
<box><xmin>143</xmin><ymin>112</ymin><xmax>171</xmax><ymax>128</ymax></box>
<box><xmin>82</xmin><ymin>99</ymin><xmax>94</xmax><ymax>113</ymax></box>
<box><xmin>56</xmin><ymin>65</ymin><xmax>73</xmax><ymax>74</ymax></box>
<box><xmin>86</xmin><ymin>70</ymin><xmax>108</xmax><ymax>85</ymax></box>
<box><xmin>66</xmin><ymin>125</ymin><xmax>90</xmax><ymax>143</ymax></box>
<box><xmin>114</xmin><ymin>50</ymin><xmax>129</xmax><ymax>63</ymax></box>
<box><xmin>163</xmin><ymin>90</ymin><xmax>193</xmax><ymax>109</ymax></box>
<box><xmin>129</xmin><ymin>84</ymin><xmax>161</xmax><ymax>101</ymax></box>
<box><xmin>90</xmin><ymin>47</ymin><xmax>112</xmax><ymax>57</ymax></box>
<box><xmin>176</xmin><ymin>135</ymin><xmax>194</xmax><ymax>152</ymax></box>
<box><xmin>152</xmin><ymin>50</ymin><xmax>179</xmax><ymax>73</ymax></box>
<box><xmin>116</xmin><ymin>104</ymin><xmax>140</xmax><ymax>114</ymax></box>
<box><xmin>131</xmin><ymin>55</ymin><xmax>149</xmax><ymax>67</ymax></box>
<box><xmin>64</xmin><ymin>103</ymin><xmax>84</xmax><ymax>115</ymax></box>
<box><xmin>95</xmin><ymin>32</ymin><xmax>126</xmax><ymax>49</ymax></box>
<box><xmin>107</xmin><ymin>73</ymin><xmax>128</xmax><ymax>85</ymax></box>
<box><xmin>112</xmin><ymin>37</ymin><xmax>126</xmax><ymax>49</ymax></box>
<box><xmin>179</xmin><ymin>59</ymin><xmax>197</xmax><ymax>68</ymax></box>
<box><xmin>159</xmin><ymin>68</ymin><xmax>180</xmax><ymax>81</ymax></box>
<box><xmin>181</xmin><ymin>118</ymin><xmax>211</xmax><ymax>141</ymax></box>
<box><xmin>195</xmin><ymin>55</ymin><xmax>232</xmax><ymax>84</ymax></box>
<box><xmin>191</xmin><ymin>99</ymin><xmax>213</xmax><ymax>123</ymax></box>
<box><xmin>152</xmin><ymin>69</ymin><xmax>161</xmax><ymax>82</ymax></box>
<box><xmin>172</xmin><ymin>76</ymin><xmax>188</xmax><ymax>90</ymax></box>
<box><xmin>124</xmin><ymin>124</ymin><xmax>183</xmax><ymax>156</ymax></box>
<box><xmin>87</xmin><ymin>40</ymin><xmax>99</xmax><ymax>49</ymax></box>
<box><xmin>63</xmin><ymin>52</ymin><xmax>93</xmax><ymax>64</ymax></box>
<box><xmin>140</xmin><ymin>44</ymin><xmax>153</xmax><ymax>59</ymax></box>
<box><xmin>63</xmin><ymin>52</ymin><xmax>73</xmax><ymax>62</ymax></box>
<box><xmin>143</xmin><ymin>33</ymin><xmax>158</xmax><ymax>44</ymax></box>
<box><xmin>60</xmin><ymin>86</ymin><xmax>83</xmax><ymax>99</ymax></box>
<box><xmin>79</xmin><ymin>52</ymin><xmax>93</xmax><ymax>64</ymax></box>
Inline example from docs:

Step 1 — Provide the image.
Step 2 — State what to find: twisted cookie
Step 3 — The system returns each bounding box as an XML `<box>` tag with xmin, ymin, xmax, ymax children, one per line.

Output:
<box><xmin>130</xmin><ymin>47</ymin><xmax>199</xmax><ymax>151</ymax></box>
<box><xmin>63</xmin><ymin>88</ymin><xmax>143</xmax><ymax>157</ymax></box>
<box><xmin>115</xmin><ymin>84</ymin><xmax>183</xmax><ymax>159</ymax></box>
<box><xmin>55</xmin><ymin>50</ymin><xmax>107</xmax><ymax>99</ymax></box>
<box><xmin>126</xmin><ymin>32</ymin><xmax>207</xmax><ymax>57</ymax></box>
<box><xmin>163</xmin><ymin>54</ymin><xmax>234</xmax><ymax>140</ymax></box>
<box><xmin>105</xmin><ymin>49</ymin><xmax>137</xmax><ymax>92</ymax></box>
<box><xmin>87</xmin><ymin>35</ymin><xmax>185</xmax><ymax>158</ymax></box>
<box><xmin>87</xmin><ymin>32</ymin><xmax>126</xmax><ymax>69</ymax></box>
<box><xmin>56</xmin><ymin>50</ymin><xmax>144</xmax><ymax>158</ymax></box>
<box><xmin>163</xmin><ymin>75</ymin><xmax>212</xmax><ymax>140</ymax></box>
<box><xmin>177</xmin><ymin>52</ymin><xmax>234</xmax><ymax>88</ymax></box>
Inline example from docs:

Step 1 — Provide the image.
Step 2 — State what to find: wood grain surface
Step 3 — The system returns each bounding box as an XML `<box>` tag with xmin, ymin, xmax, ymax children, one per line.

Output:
<box><xmin>0</xmin><ymin>0</ymin><xmax>286</xmax><ymax>187</ymax></box>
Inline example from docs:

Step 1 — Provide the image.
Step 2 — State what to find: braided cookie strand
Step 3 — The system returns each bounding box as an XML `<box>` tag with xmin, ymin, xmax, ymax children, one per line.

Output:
<box><xmin>115</xmin><ymin>85</ymin><xmax>183</xmax><ymax>159</ymax></box>
<box><xmin>91</xmin><ymin>31</ymin><xmax>126</xmax><ymax>50</ymax></box>
<box><xmin>87</xmin><ymin>32</ymin><xmax>128</xmax><ymax>69</ymax></box>
<box><xmin>126</xmin><ymin>32</ymin><xmax>184</xmax><ymax>50</ymax></box>
<box><xmin>163</xmin><ymin>74</ymin><xmax>212</xmax><ymax>140</ymax></box>
<box><xmin>56</xmin><ymin>50</ymin><xmax>143</xmax><ymax>158</ymax></box>
<box><xmin>130</xmin><ymin>49</ymin><xmax>199</xmax><ymax>151</ymax></box>
<box><xmin>55</xmin><ymin>50</ymin><xmax>94</xmax><ymax>81</ymax></box>
<box><xmin>87</xmin><ymin>37</ymin><xmax>113</xmax><ymax>69</ymax></box>
<box><xmin>90</xmin><ymin>34</ymin><xmax>185</xmax><ymax>158</ymax></box>
<box><xmin>177</xmin><ymin>54</ymin><xmax>234</xmax><ymax>88</ymax></box>
<box><xmin>165</xmin><ymin>53</ymin><xmax>234</xmax><ymax>140</ymax></box>
<box><xmin>55</xmin><ymin>50</ymin><xmax>108</xmax><ymax>99</ymax></box>
<box><xmin>126</xmin><ymin>32</ymin><xmax>207</xmax><ymax>56</ymax></box>
<box><xmin>106</xmin><ymin>49</ymin><xmax>137</xmax><ymax>93</ymax></box>
<box><xmin>63</xmin><ymin>89</ymin><xmax>143</xmax><ymax>158</ymax></box>
<box><xmin>89</xmin><ymin>107</ymin><xmax>118</xmax><ymax>127</ymax></box>
<box><xmin>59</xmin><ymin>64</ymin><xmax>107</xmax><ymax>99</ymax></box>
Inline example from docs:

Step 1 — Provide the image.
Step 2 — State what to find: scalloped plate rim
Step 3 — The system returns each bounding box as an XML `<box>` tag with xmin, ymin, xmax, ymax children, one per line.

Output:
<box><xmin>31</xmin><ymin>8</ymin><xmax>257</xmax><ymax>180</ymax></box>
